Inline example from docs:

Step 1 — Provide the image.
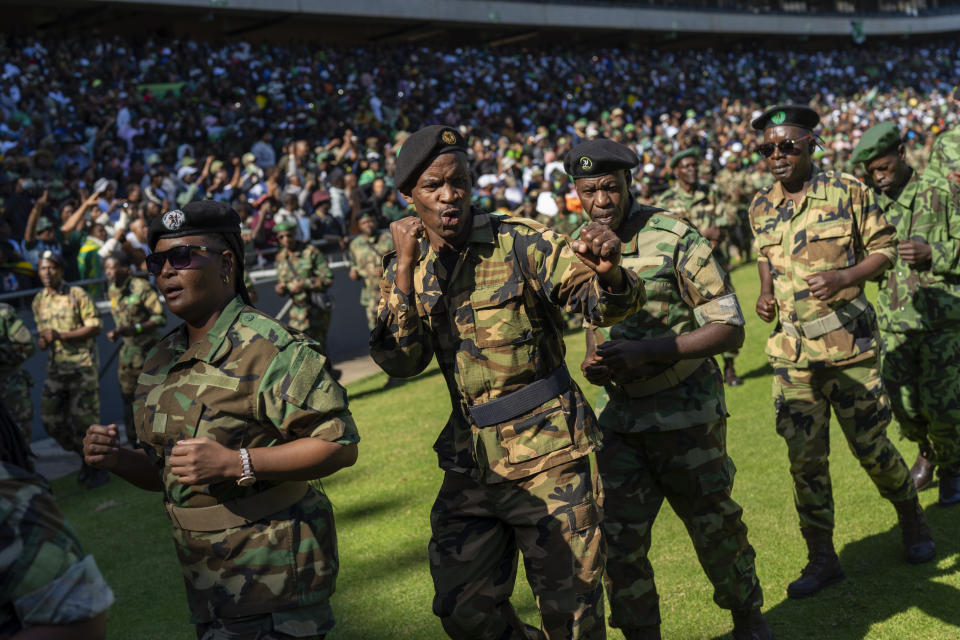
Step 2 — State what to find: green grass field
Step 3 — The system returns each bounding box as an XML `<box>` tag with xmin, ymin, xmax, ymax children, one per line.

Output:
<box><xmin>50</xmin><ymin>263</ymin><xmax>960</xmax><ymax>640</ymax></box>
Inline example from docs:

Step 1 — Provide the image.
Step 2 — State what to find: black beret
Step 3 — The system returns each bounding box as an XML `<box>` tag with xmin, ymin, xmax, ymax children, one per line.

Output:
<box><xmin>751</xmin><ymin>104</ymin><xmax>820</xmax><ymax>131</ymax></box>
<box><xmin>395</xmin><ymin>125</ymin><xmax>467</xmax><ymax>194</ymax></box>
<box><xmin>669</xmin><ymin>147</ymin><xmax>701</xmax><ymax>169</ymax></box>
<box><xmin>148</xmin><ymin>200</ymin><xmax>243</xmax><ymax>250</ymax></box>
<box><xmin>564</xmin><ymin>139</ymin><xmax>639</xmax><ymax>179</ymax></box>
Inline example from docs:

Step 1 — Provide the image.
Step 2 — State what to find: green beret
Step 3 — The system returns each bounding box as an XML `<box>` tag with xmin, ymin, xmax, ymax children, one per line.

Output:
<box><xmin>35</xmin><ymin>217</ymin><xmax>54</xmax><ymax>233</ymax></box>
<box><xmin>669</xmin><ymin>148</ymin><xmax>700</xmax><ymax>169</ymax></box>
<box><xmin>395</xmin><ymin>125</ymin><xmax>467</xmax><ymax>194</ymax></box>
<box><xmin>273</xmin><ymin>219</ymin><xmax>298</xmax><ymax>233</ymax></box>
<box><xmin>751</xmin><ymin>104</ymin><xmax>820</xmax><ymax>131</ymax></box>
<box><xmin>564</xmin><ymin>139</ymin><xmax>639</xmax><ymax>179</ymax></box>
<box><xmin>357</xmin><ymin>210</ymin><xmax>376</xmax><ymax>221</ymax></box>
<box><xmin>851</xmin><ymin>122</ymin><xmax>901</xmax><ymax>164</ymax></box>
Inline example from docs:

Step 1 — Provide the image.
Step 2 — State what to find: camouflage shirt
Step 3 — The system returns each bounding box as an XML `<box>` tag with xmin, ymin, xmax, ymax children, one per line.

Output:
<box><xmin>0</xmin><ymin>303</ymin><xmax>35</xmax><ymax>385</ymax></box>
<box><xmin>275</xmin><ymin>243</ymin><xmax>334</xmax><ymax>305</ymax></box>
<box><xmin>925</xmin><ymin>127</ymin><xmax>960</xmax><ymax>182</ymax></box>
<box><xmin>370</xmin><ymin>211</ymin><xmax>643</xmax><ymax>483</ymax></box>
<box><xmin>134</xmin><ymin>296</ymin><xmax>359</xmax><ymax>621</ymax></box>
<box><xmin>348</xmin><ymin>230</ymin><xmax>394</xmax><ymax>297</ymax></box>
<box><xmin>108</xmin><ymin>276</ymin><xmax>166</xmax><ymax>350</ymax></box>
<box><xmin>0</xmin><ymin>461</ymin><xmax>114</xmax><ymax>635</ymax></box>
<box><xmin>875</xmin><ymin>170</ymin><xmax>960</xmax><ymax>333</ymax></box>
<box><xmin>750</xmin><ymin>169</ymin><xmax>896</xmax><ymax>367</ymax></box>
<box><xmin>31</xmin><ymin>285</ymin><xmax>101</xmax><ymax>371</ymax></box>
<box><xmin>584</xmin><ymin>203</ymin><xmax>745</xmax><ymax>432</ymax></box>
<box><xmin>655</xmin><ymin>182</ymin><xmax>737</xmax><ymax>234</ymax></box>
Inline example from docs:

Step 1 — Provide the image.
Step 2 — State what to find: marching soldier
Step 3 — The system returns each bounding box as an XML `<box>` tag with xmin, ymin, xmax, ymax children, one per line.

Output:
<box><xmin>0</xmin><ymin>302</ymin><xmax>36</xmax><ymax>440</ymax></box>
<box><xmin>348</xmin><ymin>211</ymin><xmax>394</xmax><ymax>330</ymax></box>
<box><xmin>274</xmin><ymin>219</ymin><xmax>335</xmax><ymax>351</ymax></box>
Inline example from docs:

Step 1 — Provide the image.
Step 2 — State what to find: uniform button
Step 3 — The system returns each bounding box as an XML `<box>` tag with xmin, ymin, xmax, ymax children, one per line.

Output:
<box><xmin>900</xmin><ymin>306</ymin><xmax>905</xmax><ymax>311</ymax></box>
<box><xmin>897</xmin><ymin>272</ymin><xmax>903</xmax><ymax>276</ymax></box>
<box><xmin>399</xmin><ymin>303</ymin><xmax>408</xmax><ymax>312</ymax></box>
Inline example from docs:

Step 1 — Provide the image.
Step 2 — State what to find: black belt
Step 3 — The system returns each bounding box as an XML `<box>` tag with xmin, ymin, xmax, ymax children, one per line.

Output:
<box><xmin>468</xmin><ymin>365</ymin><xmax>571</xmax><ymax>427</ymax></box>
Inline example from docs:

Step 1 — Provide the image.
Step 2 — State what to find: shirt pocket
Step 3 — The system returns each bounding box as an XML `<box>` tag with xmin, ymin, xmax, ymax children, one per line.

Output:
<box><xmin>494</xmin><ymin>394</ymin><xmax>571</xmax><ymax>464</ymax></box>
<box><xmin>470</xmin><ymin>280</ymin><xmax>534</xmax><ymax>348</ymax></box>
<box><xmin>805</xmin><ymin>220</ymin><xmax>855</xmax><ymax>269</ymax></box>
<box><xmin>755</xmin><ymin>229</ymin><xmax>783</xmax><ymax>265</ymax></box>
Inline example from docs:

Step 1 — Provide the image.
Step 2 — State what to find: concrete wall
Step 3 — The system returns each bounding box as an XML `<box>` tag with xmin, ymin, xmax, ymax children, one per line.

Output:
<box><xmin>103</xmin><ymin>0</ymin><xmax>960</xmax><ymax>34</ymax></box>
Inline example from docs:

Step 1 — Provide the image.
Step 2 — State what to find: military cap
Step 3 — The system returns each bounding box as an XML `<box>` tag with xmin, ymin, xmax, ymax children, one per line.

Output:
<box><xmin>751</xmin><ymin>104</ymin><xmax>820</xmax><ymax>131</ymax></box>
<box><xmin>851</xmin><ymin>122</ymin><xmax>901</xmax><ymax>164</ymax></box>
<box><xmin>563</xmin><ymin>139</ymin><xmax>639</xmax><ymax>179</ymax></box>
<box><xmin>669</xmin><ymin>147</ymin><xmax>701</xmax><ymax>169</ymax></box>
<box><xmin>38</xmin><ymin>249</ymin><xmax>65</xmax><ymax>267</ymax></box>
<box><xmin>148</xmin><ymin>201</ymin><xmax>243</xmax><ymax>250</ymax></box>
<box><xmin>273</xmin><ymin>218</ymin><xmax>298</xmax><ymax>233</ymax></box>
<box><xmin>395</xmin><ymin>125</ymin><xmax>467</xmax><ymax>193</ymax></box>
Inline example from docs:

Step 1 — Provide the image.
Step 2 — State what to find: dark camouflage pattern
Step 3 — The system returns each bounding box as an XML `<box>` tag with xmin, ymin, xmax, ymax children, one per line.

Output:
<box><xmin>370</xmin><ymin>211</ymin><xmax>643</xmax><ymax>483</ymax></box>
<box><xmin>749</xmin><ymin>169</ymin><xmax>896</xmax><ymax>367</ymax></box>
<box><xmin>196</xmin><ymin>602</ymin><xmax>332</xmax><ymax>640</ymax></box>
<box><xmin>596</xmin><ymin>423</ymin><xmax>761</xmax><ymax>630</ymax></box>
<box><xmin>33</xmin><ymin>285</ymin><xmax>101</xmax><ymax>454</ymax></box>
<box><xmin>429</xmin><ymin>459</ymin><xmax>604</xmax><ymax>640</ymax></box>
<box><xmin>109</xmin><ymin>275</ymin><xmax>166</xmax><ymax>443</ymax></box>
<box><xmin>772</xmin><ymin>360</ymin><xmax>915</xmax><ymax>531</ymax></box>
<box><xmin>348</xmin><ymin>230</ymin><xmax>394</xmax><ymax>330</ymax></box>
<box><xmin>134</xmin><ymin>296</ymin><xmax>359</xmax><ymax>624</ymax></box>
<box><xmin>275</xmin><ymin>243</ymin><xmax>334</xmax><ymax>347</ymax></box>
<box><xmin>0</xmin><ymin>303</ymin><xmax>36</xmax><ymax>439</ymax></box>
<box><xmin>581</xmin><ymin>204</ymin><xmax>744</xmax><ymax>432</ymax></box>
<box><xmin>0</xmin><ymin>461</ymin><xmax>114</xmax><ymax>635</ymax></box>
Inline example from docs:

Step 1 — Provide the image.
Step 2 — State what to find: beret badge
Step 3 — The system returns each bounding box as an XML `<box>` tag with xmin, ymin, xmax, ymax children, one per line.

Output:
<box><xmin>162</xmin><ymin>209</ymin><xmax>185</xmax><ymax>231</ymax></box>
<box><xmin>441</xmin><ymin>130</ymin><xmax>457</xmax><ymax>145</ymax></box>
<box><xmin>771</xmin><ymin>111</ymin><xmax>786</xmax><ymax>125</ymax></box>
<box><xmin>579</xmin><ymin>156</ymin><xmax>594</xmax><ymax>172</ymax></box>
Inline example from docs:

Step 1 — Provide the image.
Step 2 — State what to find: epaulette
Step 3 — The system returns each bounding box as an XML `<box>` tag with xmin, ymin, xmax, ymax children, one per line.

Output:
<box><xmin>647</xmin><ymin>211</ymin><xmax>694</xmax><ymax>238</ymax></box>
<box><xmin>499</xmin><ymin>215</ymin><xmax>550</xmax><ymax>235</ymax></box>
<box><xmin>237</xmin><ymin>307</ymin><xmax>298</xmax><ymax>349</ymax></box>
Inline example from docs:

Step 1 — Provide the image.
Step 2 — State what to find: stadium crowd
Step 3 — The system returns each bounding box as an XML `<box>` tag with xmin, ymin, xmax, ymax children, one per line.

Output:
<box><xmin>1</xmin><ymin>35</ymin><xmax>959</xmax><ymax>294</ymax></box>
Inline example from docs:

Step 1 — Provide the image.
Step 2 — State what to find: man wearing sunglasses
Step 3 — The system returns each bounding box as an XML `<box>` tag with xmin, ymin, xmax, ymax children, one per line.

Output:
<box><xmin>749</xmin><ymin>105</ymin><xmax>935</xmax><ymax>600</ymax></box>
<box><xmin>273</xmin><ymin>218</ymin><xmax>335</xmax><ymax>353</ymax></box>
<box><xmin>851</xmin><ymin>122</ymin><xmax>960</xmax><ymax>507</ymax></box>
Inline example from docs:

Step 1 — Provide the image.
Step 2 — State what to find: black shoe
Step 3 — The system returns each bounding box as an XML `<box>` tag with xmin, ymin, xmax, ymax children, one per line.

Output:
<box><xmin>724</xmin><ymin>360</ymin><xmax>743</xmax><ymax>387</ymax></box>
<box><xmin>894</xmin><ymin>497</ymin><xmax>936</xmax><ymax>563</ymax></box>
<box><xmin>77</xmin><ymin>462</ymin><xmax>91</xmax><ymax>485</ymax></box>
<box><xmin>84</xmin><ymin>467</ymin><xmax>110</xmax><ymax>490</ymax></box>
<box><xmin>787</xmin><ymin>528</ymin><xmax>845</xmax><ymax>598</ymax></box>
<box><xmin>732</xmin><ymin>609</ymin><xmax>775</xmax><ymax>640</ymax></box>
<box><xmin>910</xmin><ymin>453</ymin><xmax>935</xmax><ymax>491</ymax></box>
<box><xmin>939</xmin><ymin>470</ymin><xmax>960</xmax><ymax>507</ymax></box>
<box><xmin>622</xmin><ymin>626</ymin><xmax>662</xmax><ymax>640</ymax></box>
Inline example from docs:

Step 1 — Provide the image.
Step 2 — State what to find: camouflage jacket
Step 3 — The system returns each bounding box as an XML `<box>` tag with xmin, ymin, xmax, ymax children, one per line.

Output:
<box><xmin>275</xmin><ymin>243</ymin><xmax>334</xmax><ymax>306</ymax></box>
<box><xmin>31</xmin><ymin>285</ymin><xmax>101</xmax><ymax>371</ymax></box>
<box><xmin>134</xmin><ymin>296</ymin><xmax>359</xmax><ymax>622</ymax></box>
<box><xmin>655</xmin><ymin>183</ymin><xmax>737</xmax><ymax>234</ymax></box>
<box><xmin>583</xmin><ymin>203</ymin><xmax>744</xmax><ymax>432</ymax></box>
<box><xmin>370</xmin><ymin>211</ymin><xmax>643</xmax><ymax>483</ymax></box>
<box><xmin>108</xmin><ymin>276</ymin><xmax>166</xmax><ymax>350</ymax></box>
<box><xmin>925</xmin><ymin>127</ymin><xmax>960</xmax><ymax>182</ymax></box>
<box><xmin>875</xmin><ymin>171</ymin><xmax>960</xmax><ymax>333</ymax></box>
<box><xmin>714</xmin><ymin>168</ymin><xmax>748</xmax><ymax>210</ymax></box>
<box><xmin>0</xmin><ymin>303</ymin><xmax>35</xmax><ymax>385</ymax></box>
<box><xmin>348</xmin><ymin>230</ymin><xmax>394</xmax><ymax>296</ymax></box>
<box><xmin>0</xmin><ymin>461</ymin><xmax>114</xmax><ymax>635</ymax></box>
<box><xmin>750</xmin><ymin>169</ymin><xmax>895</xmax><ymax>367</ymax></box>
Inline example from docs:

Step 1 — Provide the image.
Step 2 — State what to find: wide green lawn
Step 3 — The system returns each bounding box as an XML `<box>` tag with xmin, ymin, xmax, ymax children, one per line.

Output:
<box><xmin>51</xmin><ymin>263</ymin><xmax>960</xmax><ymax>639</ymax></box>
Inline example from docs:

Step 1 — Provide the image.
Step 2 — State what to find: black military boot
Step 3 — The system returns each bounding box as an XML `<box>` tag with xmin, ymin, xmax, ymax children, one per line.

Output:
<box><xmin>786</xmin><ymin>528</ymin><xmax>845</xmax><ymax>599</ymax></box>
<box><xmin>910</xmin><ymin>452</ymin><xmax>935</xmax><ymax>491</ymax></box>
<box><xmin>622</xmin><ymin>626</ymin><xmax>661</xmax><ymax>640</ymax></box>
<box><xmin>938</xmin><ymin>467</ymin><xmax>960</xmax><ymax>507</ymax></box>
<box><xmin>731</xmin><ymin>609</ymin><xmax>775</xmax><ymax>640</ymax></box>
<box><xmin>893</xmin><ymin>497</ymin><xmax>936</xmax><ymax>563</ymax></box>
<box><xmin>724</xmin><ymin>357</ymin><xmax>743</xmax><ymax>387</ymax></box>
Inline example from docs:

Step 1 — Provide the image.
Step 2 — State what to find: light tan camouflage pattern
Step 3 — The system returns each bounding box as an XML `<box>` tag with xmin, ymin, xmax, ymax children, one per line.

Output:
<box><xmin>0</xmin><ymin>461</ymin><xmax>114</xmax><ymax>636</ymax></box>
<box><xmin>0</xmin><ymin>303</ymin><xmax>36</xmax><ymax>439</ymax></box>
<box><xmin>370</xmin><ymin>211</ymin><xmax>643</xmax><ymax>483</ymax></box>
<box><xmin>32</xmin><ymin>285</ymin><xmax>101</xmax><ymax>371</ymax></box>
<box><xmin>275</xmin><ymin>243</ymin><xmax>334</xmax><ymax>346</ymax></box>
<box><xmin>134</xmin><ymin>296</ymin><xmax>359</xmax><ymax>625</ymax></box>
<box><xmin>749</xmin><ymin>169</ymin><xmax>895</xmax><ymax>368</ymax></box>
<box><xmin>348</xmin><ymin>230</ymin><xmax>394</xmax><ymax>330</ymax></box>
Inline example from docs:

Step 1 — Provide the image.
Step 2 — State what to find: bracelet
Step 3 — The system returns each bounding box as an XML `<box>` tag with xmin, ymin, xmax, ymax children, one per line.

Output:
<box><xmin>135</xmin><ymin>323</ymin><xmax>142</xmax><ymax>334</ymax></box>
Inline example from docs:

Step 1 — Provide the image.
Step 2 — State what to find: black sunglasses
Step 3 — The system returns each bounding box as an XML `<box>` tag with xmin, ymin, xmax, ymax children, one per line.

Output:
<box><xmin>757</xmin><ymin>135</ymin><xmax>813</xmax><ymax>158</ymax></box>
<box><xmin>146</xmin><ymin>245</ymin><xmax>222</xmax><ymax>275</ymax></box>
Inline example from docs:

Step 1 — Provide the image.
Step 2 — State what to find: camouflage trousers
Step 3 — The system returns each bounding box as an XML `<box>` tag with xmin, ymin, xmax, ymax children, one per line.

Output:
<box><xmin>118</xmin><ymin>343</ymin><xmax>148</xmax><ymax>445</ymax></box>
<box><xmin>360</xmin><ymin>289</ymin><xmax>380</xmax><ymax>332</ymax></box>
<box><xmin>40</xmin><ymin>366</ymin><xmax>100</xmax><ymax>455</ymax></box>
<box><xmin>595</xmin><ymin>421</ymin><xmax>762</xmax><ymax>631</ymax></box>
<box><xmin>429</xmin><ymin>459</ymin><xmax>606</xmax><ymax>640</ymax></box>
<box><xmin>288</xmin><ymin>303</ymin><xmax>330</xmax><ymax>353</ymax></box>
<box><xmin>1</xmin><ymin>370</ymin><xmax>34</xmax><ymax>441</ymax></box>
<box><xmin>881</xmin><ymin>330</ymin><xmax>960</xmax><ymax>470</ymax></box>
<box><xmin>194</xmin><ymin>605</ymin><xmax>331</xmax><ymax>640</ymax></box>
<box><xmin>772</xmin><ymin>358</ymin><xmax>916</xmax><ymax>532</ymax></box>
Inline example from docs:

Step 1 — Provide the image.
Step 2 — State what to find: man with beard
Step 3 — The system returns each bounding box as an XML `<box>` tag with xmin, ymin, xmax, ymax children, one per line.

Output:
<box><xmin>572</xmin><ymin>139</ymin><xmax>771</xmax><ymax>640</ymax></box>
<box><xmin>656</xmin><ymin>148</ymin><xmax>742</xmax><ymax>386</ymax></box>
<box><xmin>371</xmin><ymin>125</ymin><xmax>644</xmax><ymax>640</ymax></box>
<box><xmin>749</xmin><ymin>105</ymin><xmax>935</xmax><ymax>600</ymax></box>
<box><xmin>851</xmin><ymin>122</ymin><xmax>960</xmax><ymax>505</ymax></box>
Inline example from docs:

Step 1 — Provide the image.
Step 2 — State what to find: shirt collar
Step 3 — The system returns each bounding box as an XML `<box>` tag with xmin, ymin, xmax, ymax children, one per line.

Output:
<box><xmin>173</xmin><ymin>295</ymin><xmax>244</xmax><ymax>365</ymax></box>
<box><xmin>768</xmin><ymin>167</ymin><xmax>827</xmax><ymax>206</ymax></box>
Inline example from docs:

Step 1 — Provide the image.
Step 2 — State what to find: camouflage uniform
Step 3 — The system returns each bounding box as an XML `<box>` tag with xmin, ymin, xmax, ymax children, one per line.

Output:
<box><xmin>348</xmin><ymin>230</ymin><xmax>394</xmax><ymax>330</ymax></box>
<box><xmin>275</xmin><ymin>243</ymin><xmax>334</xmax><ymax>350</ymax></box>
<box><xmin>749</xmin><ymin>169</ymin><xmax>915</xmax><ymax>533</ymax></box>
<box><xmin>874</xmin><ymin>171</ymin><xmax>960</xmax><ymax>472</ymax></box>
<box><xmin>0</xmin><ymin>303</ymin><xmax>36</xmax><ymax>440</ymax></box>
<box><xmin>135</xmin><ymin>296</ymin><xmax>359</xmax><ymax>636</ymax></box>
<box><xmin>582</xmin><ymin>204</ymin><xmax>761</xmax><ymax>632</ymax></box>
<box><xmin>925</xmin><ymin>127</ymin><xmax>960</xmax><ymax>183</ymax></box>
<box><xmin>0</xmin><ymin>460</ymin><xmax>114</xmax><ymax>636</ymax></box>
<box><xmin>108</xmin><ymin>275</ymin><xmax>165</xmax><ymax>444</ymax></box>
<box><xmin>32</xmin><ymin>285</ymin><xmax>101</xmax><ymax>454</ymax></box>
<box><xmin>370</xmin><ymin>211</ymin><xmax>643</xmax><ymax>639</ymax></box>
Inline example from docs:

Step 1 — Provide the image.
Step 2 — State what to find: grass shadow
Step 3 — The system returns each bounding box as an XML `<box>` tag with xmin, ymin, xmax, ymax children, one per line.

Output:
<box><xmin>346</xmin><ymin>366</ymin><xmax>444</xmax><ymax>402</ymax></box>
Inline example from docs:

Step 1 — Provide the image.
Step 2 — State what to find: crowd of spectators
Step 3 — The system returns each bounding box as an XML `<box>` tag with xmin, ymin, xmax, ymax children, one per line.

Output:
<box><xmin>1</xmin><ymin>34</ymin><xmax>958</xmax><ymax>298</ymax></box>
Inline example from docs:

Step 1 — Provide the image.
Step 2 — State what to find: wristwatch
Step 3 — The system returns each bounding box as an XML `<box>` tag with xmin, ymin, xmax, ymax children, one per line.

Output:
<box><xmin>237</xmin><ymin>448</ymin><xmax>256</xmax><ymax>487</ymax></box>
<box><xmin>134</xmin><ymin>323</ymin><xmax>143</xmax><ymax>334</ymax></box>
